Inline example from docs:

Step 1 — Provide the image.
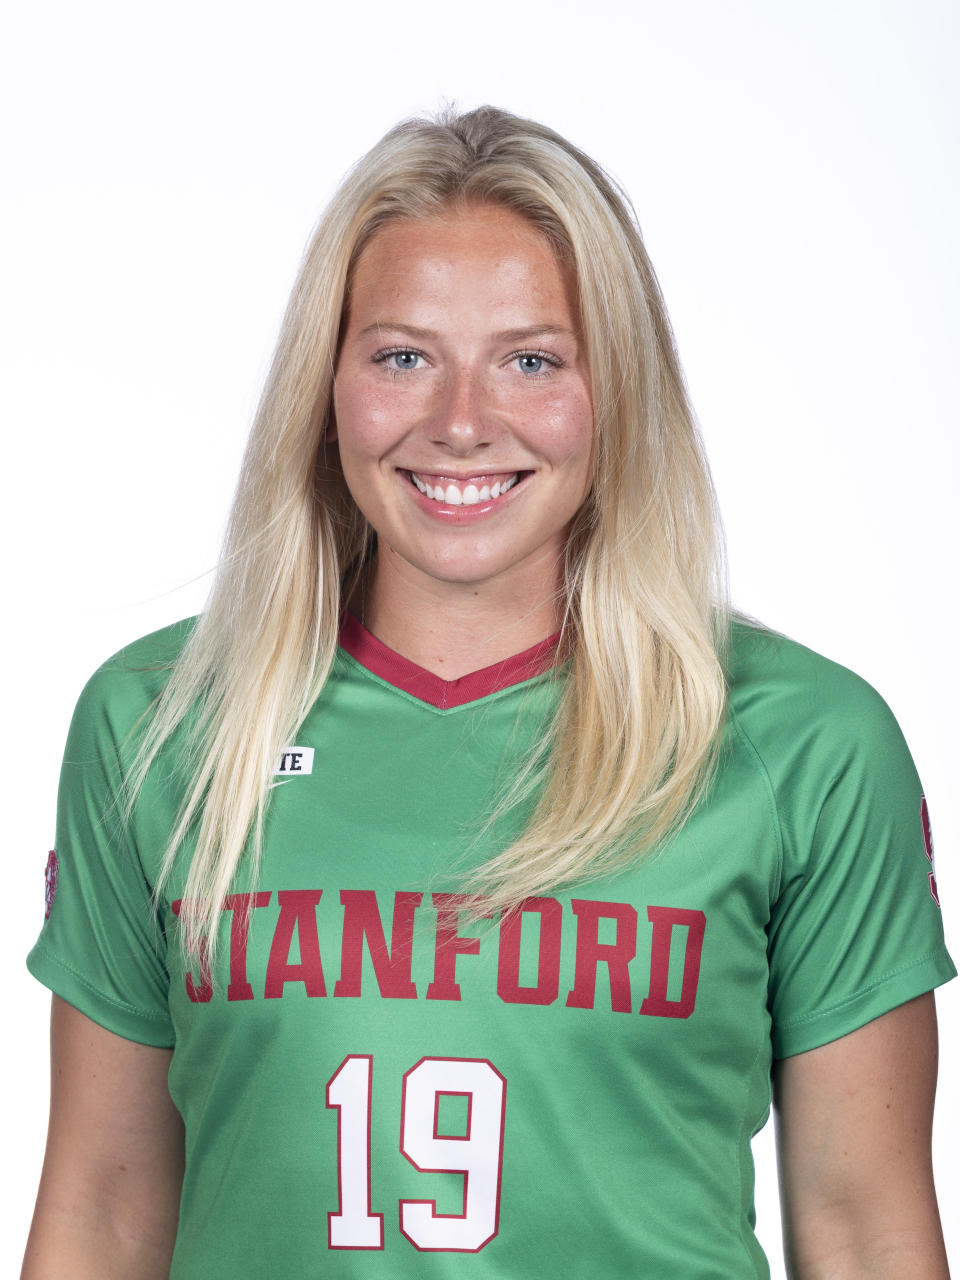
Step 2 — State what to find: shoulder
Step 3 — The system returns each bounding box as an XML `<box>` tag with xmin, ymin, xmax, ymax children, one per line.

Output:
<box><xmin>725</xmin><ymin>617</ymin><xmax>923</xmax><ymax>871</ymax></box>
<box><xmin>727</xmin><ymin>616</ymin><xmax>906</xmax><ymax>766</ymax></box>
<box><xmin>68</xmin><ymin>618</ymin><xmax>198</xmax><ymax>751</ymax></box>
<box><xmin>84</xmin><ymin>617</ymin><xmax>196</xmax><ymax>691</ymax></box>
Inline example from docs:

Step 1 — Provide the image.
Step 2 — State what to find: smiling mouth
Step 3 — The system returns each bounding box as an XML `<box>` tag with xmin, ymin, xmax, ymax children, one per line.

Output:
<box><xmin>408</xmin><ymin>471</ymin><xmax>525</xmax><ymax>506</ymax></box>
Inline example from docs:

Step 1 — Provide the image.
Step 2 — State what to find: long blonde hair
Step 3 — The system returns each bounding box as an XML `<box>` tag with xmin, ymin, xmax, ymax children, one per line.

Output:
<box><xmin>128</xmin><ymin>105</ymin><xmax>729</xmax><ymax>960</ymax></box>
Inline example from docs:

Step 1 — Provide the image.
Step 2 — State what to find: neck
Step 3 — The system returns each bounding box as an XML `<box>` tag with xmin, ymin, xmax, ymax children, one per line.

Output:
<box><xmin>355</xmin><ymin>545</ymin><xmax>565</xmax><ymax>680</ymax></box>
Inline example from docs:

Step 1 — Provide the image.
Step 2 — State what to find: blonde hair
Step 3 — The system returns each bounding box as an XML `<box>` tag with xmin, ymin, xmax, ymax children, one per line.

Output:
<box><xmin>128</xmin><ymin>105</ymin><xmax>729</xmax><ymax>961</ymax></box>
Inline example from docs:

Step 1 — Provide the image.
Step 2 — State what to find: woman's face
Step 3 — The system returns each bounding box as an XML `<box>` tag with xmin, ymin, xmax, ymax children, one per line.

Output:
<box><xmin>332</xmin><ymin>204</ymin><xmax>594</xmax><ymax>604</ymax></box>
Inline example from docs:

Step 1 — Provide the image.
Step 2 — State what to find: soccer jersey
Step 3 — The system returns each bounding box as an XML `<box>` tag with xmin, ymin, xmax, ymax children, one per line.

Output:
<box><xmin>28</xmin><ymin>616</ymin><xmax>955</xmax><ymax>1278</ymax></box>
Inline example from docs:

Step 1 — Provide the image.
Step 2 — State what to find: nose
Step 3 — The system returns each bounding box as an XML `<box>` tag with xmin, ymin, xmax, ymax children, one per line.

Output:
<box><xmin>429</xmin><ymin>365</ymin><xmax>493</xmax><ymax>455</ymax></box>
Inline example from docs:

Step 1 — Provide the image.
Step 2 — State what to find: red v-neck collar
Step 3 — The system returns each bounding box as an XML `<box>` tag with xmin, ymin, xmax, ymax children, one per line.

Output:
<box><xmin>339</xmin><ymin>612</ymin><xmax>562</xmax><ymax>710</ymax></box>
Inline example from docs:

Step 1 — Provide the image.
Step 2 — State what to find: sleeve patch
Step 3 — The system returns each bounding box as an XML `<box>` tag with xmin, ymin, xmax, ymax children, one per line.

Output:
<box><xmin>44</xmin><ymin>849</ymin><xmax>59</xmax><ymax>919</ymax></box>
<box><xmin>921</xmin><ymin>797</ymin><xmax>940</xmax><ymax>907</ymax></box>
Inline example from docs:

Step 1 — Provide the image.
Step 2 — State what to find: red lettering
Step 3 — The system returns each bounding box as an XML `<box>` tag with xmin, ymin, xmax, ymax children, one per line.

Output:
<box><xmin>565</xmin><ymin>899</ymin><xmax>637</xmax><ymax>1012</ymax></box>
<box><xmin>497</xmin><ymin>897</ymin><xmax>562</xmax><ymax>1006</ymax></box>
<box><xmin>639</xmin><ymin>905</ymin><xmax>706</xmax><ymax>1019</ymax></box>
<box><xmin>171</xmin><ymin>899</ymin><xmax>213</xmax><ymax>1003</ymax></box>
<box><xmin>334</xmin><ymin>890</ymin><xmax>422</xmax><ymax>998</ymax></box>
<box><xmin>224</xmin><ymin>892</ymin><xmax>272</xmax><ymax>1000</ymax></box>
<box><xmin>425</xmin><ymin>894</ymin><xmax>490</xmax><ymax>1001</ymax></box>
<box><xmin>265</xmin><ymin>889</ymin><xmax>326</xmax><ymax>998</ymax></box>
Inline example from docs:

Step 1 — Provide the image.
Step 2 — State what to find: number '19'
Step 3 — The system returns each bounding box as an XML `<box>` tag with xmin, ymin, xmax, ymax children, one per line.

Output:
<box><xmin>326</xmin><ymin>1055</ymin><xmax>507</xmax><ymax>1252</ymax></box>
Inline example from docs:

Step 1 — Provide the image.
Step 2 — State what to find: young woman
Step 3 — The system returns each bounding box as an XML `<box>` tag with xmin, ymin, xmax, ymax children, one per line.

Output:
<box><xmin>23</xmin><ymin>107</ymin><xmax>954</xmax><ymax>1279</ymax></box>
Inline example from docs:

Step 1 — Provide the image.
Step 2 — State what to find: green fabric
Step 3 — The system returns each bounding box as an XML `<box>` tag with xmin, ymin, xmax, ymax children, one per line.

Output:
<box><xmin>27</xmin><ymin>620</ymin><xmax>955</xmax><ymax>1278</ymax></box>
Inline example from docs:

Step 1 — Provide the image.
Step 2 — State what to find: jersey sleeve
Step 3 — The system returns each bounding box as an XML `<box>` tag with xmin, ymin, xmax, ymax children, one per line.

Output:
<box><xmin>760</xmin><ymin>657</ymin><xmax>955</xmax><ymax>1058</ymax></box>
<box><xmin>27</xmin><ymin>657</ymin><xmax>176</xmax><ymax>1046</ymax></box>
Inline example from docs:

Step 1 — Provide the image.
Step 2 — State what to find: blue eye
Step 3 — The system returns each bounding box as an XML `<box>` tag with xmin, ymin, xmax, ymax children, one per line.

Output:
<box><xmin>373</xmin><ymin>347</ymin><xmax>426</xmax><ymax>373</ymax></box>
<box><xmin>509</xmin><ymin>349</ymin><xmax>562</xmax><ymax>377</ymax></box>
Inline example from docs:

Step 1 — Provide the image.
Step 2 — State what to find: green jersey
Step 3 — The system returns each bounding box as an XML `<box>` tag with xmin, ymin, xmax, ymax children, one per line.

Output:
<box><xmin>28</xmin><ymin>615</ymin><xmax>955</xmax><ymax>1278</ymax></box>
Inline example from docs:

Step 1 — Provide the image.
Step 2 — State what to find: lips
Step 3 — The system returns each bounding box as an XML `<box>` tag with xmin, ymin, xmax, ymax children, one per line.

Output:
<box><xmin>408</xmin><ymin>471</ymin><xmax>522</xmax><ymax>506</ymax></box>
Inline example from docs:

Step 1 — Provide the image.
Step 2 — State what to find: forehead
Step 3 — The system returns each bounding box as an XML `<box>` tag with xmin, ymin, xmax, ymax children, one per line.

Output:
<box><xmin>347</xmin><ymin>205</ymin><xmax>578</xmax><ymax>326</ymax></box>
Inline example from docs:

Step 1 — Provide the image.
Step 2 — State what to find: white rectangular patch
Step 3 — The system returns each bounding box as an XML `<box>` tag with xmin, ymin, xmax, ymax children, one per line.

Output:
<box><xmin>274</xmin><ymin>746</ymin><xmax>314</xmax><ymax>777</ymax></box>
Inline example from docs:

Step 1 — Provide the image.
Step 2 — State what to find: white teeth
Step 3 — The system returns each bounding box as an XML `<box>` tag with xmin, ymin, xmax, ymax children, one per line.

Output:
<box><xmin>410</xmin><ymin>472</ymin><xmax>519</xmax><ymax>505</ymax></box>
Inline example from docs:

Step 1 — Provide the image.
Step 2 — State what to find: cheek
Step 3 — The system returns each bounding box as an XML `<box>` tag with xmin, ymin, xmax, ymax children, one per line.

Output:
<box><xmin>551</xmin><ymin>394</ymin><xmax>595</xmax><ymax>506</ymax></box>
<box><xmin>333</xmin><ymin>379</ymin><xmax>404</xmax><ymax>457</ymax></box>
<box><xmin>538</xmin><ymin>388</ymin><xmax>594</xmax><ymax>464</ymax></box>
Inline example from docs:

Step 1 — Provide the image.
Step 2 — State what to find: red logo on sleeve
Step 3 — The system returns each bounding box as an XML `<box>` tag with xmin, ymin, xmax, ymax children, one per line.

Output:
<box><xmin>920</xmin><ymin>798</ymin><xmax>940</xmax><ymax>907</ymax></box>
<box><xmin>44</xmin><ymin>850</ymin><xmax>59</xmax><ymax>919</ymax></box>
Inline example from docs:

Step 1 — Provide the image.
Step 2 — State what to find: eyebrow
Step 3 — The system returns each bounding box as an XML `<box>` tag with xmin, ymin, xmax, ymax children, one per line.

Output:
<box><xmin>355</xmin><ymin>321</ymin><xmax>578</xmax><ymax>344</ymax></box>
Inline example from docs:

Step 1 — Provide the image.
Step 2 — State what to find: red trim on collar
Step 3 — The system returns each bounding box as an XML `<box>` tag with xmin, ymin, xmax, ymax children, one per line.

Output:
<box><xmin>339</xmin><ymin>612</ymin><xmax>562</xmax><ymax>709</ymax></box>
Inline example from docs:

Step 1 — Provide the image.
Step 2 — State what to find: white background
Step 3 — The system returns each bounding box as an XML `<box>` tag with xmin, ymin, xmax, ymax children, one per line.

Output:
<box><xmin>3</xmin><ymin>0</ymin><xmax>957</xmax><ymax>1273</ymax></box>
